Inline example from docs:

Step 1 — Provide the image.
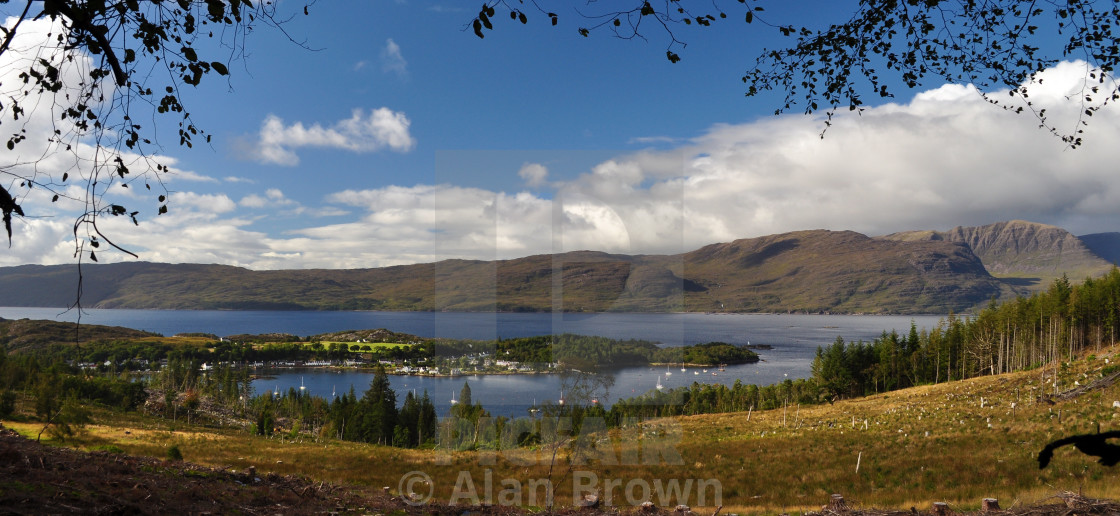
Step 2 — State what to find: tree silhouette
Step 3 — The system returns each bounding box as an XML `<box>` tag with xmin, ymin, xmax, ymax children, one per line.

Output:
<box><xmin>474</xmin><ymin>0</ymin><xmax>1120</xmax><ymax>147</ymax></box>
<box><xmin>1</xmin><ymin>0</ymin><xmax>307</xmax><ymax>260</ymax></box>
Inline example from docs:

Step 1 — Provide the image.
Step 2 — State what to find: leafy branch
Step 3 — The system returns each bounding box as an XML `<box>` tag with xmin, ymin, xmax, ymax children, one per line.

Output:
<box><xmin>471</xmin><ymin>0</ymin><xmax>1120</xmax><ymax>148</ymax></box>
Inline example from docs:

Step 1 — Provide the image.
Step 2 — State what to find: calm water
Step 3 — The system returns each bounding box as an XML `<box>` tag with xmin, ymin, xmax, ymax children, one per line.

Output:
<box><xmin>0</xmin><ymin>308</ymin><xmax>947</xmax><ymax>417</ymax></box>
<box><xmin>256</xmin><ymin>362</ymin><xmax>812</xmax><ymax>420</ymax></box>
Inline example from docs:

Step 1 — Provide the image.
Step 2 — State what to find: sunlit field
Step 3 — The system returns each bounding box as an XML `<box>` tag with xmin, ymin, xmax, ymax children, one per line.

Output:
<box><xmin>7</xmin><ymin>344</ymin><xmax>1120</xmax><ymax>515</ymax></box>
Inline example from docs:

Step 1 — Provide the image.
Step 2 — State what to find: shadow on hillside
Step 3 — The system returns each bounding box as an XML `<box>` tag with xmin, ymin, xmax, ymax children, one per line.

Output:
<box><xmin>999</xmin><ymin>277</ymin><xmax>1041</xmax><ymax>288</ymax></box>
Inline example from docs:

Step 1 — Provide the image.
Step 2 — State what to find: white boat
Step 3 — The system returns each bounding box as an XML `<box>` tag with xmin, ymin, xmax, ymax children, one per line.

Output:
<box><xmin>656</xmin><ymin>375</ymin><xmax>664</xmax><ymax>390</ymax></box>
<box><xmin>665</xmin><ymin>364</ymin><xmax>672</xmax><ymax>376</ymax></box>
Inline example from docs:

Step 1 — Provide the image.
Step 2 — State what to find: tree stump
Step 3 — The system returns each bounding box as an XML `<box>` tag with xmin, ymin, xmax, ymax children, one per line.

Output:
<box><xmin>576</xmin><ymin>494</ymin><xmax>600</xmax><ymax>509</ymax></box>
<box><xmin>932</xmin><ymin>502</ymin><xmax>952</xmax><ymax>516</ymax></box>
<box><xmin>640</xmin><ymin>501</ymin><xmax>657</xmax><ymax>513</ymax></box>
<box><xmin>981</xmin><ymin>498</ymin><xmax>1000</xmax><ymax>512</ymax></box>
<box><xmin>825</xmin><ymin>494</ymin><xmax>848</xmax><ymax>512</ymax></box>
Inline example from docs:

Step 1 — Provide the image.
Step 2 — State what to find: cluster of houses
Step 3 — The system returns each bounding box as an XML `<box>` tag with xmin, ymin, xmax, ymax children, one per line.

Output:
<box><xmin>77</xmin><ymin>347</ymin><xmax>555</xmax><ymax>377</ymax></box>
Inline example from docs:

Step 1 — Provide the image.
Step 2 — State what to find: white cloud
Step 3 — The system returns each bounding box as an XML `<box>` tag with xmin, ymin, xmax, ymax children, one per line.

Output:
<box><xmin>240</xmin><ymin>188</ymin><xmax>296</xmax><ymax>209</ymax></box>
<box><xmin>0</xmin><ymin>16</ymin><xmax>203</xmax><ymax>261</ymax></box>
<box><xmin>166</xmin><ymin>169</ymin><xmax>219</xmax><ymax>183</ymax></box>
<box><xmin>248</xmin><ymin>108</ymin><xmax>416</xmax><ymax>166</ymax></box>
<box><xmin>172</xmin><ymin>192</ymin><xmax>237</xmax><ymax>214</ymax></box>
<box><xmin>517</xmin><ymin>163</ymin><xmax>549</xmax><ymax>188</ymax></box>
<box><xmin>427</xmin><ymin>5</ymin><xmax>465</xmax><ymax>13</ymax></box>
<box><xmin>641</xmin><ymin>60</ymin><xmax>1120</xmax><ymax>242</ymax></box>
<box><xmin>628</xmin><ymin>135</ymin><xmax>683</xmax><ymax>145</ymax></box>
<box><xmin>8</xmin><ymin>59</ymin><xmax>1120</xmax><ymax>270</ymax></box>
<box><xmin>380</xmin><ymin>39</ymin><xmax>407</xmax><ymax>77</ymax></box>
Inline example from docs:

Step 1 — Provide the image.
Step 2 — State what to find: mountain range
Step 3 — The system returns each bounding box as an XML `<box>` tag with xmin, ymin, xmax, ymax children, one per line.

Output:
<box><xmin>1</xmin><ymin>220</ymin><xmax>1116</xmax><ymax>314</ymax></box>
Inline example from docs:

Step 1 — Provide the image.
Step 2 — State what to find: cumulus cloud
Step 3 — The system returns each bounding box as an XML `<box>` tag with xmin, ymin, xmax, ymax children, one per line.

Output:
<box><xmin>380</xmin><ymin>39</ymin><xmax>407</xmax><ymax>77</ymax></box>
<box><xmin>517</xmin><ymin>163</ymin><xmax>549</xmax><ymax>188</ymax></box>
<box><xmin>240</xmin><ymin>188</ymin><xmax>295</xmax><ymax>209</ymax></box>
<box><xmin>248</xmin><ymin>108</ymin><xmax>416</xmax><ymax>166</ymax></box>
<box><xmin>647</xmin><ymin>60</ymin><xmax>1120</xmax><ymax>242</ymax></box>
<box><xmin>0</xmin><ymin>16</ymin><xmax>216</xmax><ymax>263</ymax></box>
<box><xmin>8</xmin><ymin>59</ymin><xmax>1120</xmax><ymax>270</ymax></box>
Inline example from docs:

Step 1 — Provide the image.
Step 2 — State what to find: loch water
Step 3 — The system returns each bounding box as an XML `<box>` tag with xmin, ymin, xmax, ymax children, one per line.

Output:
<box><xmin>0</xmin><ymin>308</ymin><xmax>947</xmax><ymax>417</ymax></box>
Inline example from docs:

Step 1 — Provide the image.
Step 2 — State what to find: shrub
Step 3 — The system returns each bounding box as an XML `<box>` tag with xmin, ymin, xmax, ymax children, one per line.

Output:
<box><xmin>167</xmin><ymin>445</ymin><xmax>183</xmax><ymax>461</ymax></box>
<box><xmin>0</xmin><ymin>390</ymin><xmax>16</xmax><ymax>419</ymax></box>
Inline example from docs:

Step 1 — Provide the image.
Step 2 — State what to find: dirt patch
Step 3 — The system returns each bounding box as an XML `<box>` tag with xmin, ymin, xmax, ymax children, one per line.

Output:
<box><xmin>0</xmin><ymin>423</ymin><xmax>376</xmax><ymax>515</ymax></box>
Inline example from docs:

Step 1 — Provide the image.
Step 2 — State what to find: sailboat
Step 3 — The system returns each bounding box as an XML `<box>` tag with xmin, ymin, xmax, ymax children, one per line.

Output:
<box><xmin>665</xmin><ymin>364</ymin><xmax>672</xmax><ymax>376</ymax></box>
<box><xmin>299</xmin><ymin>377</ymin><xmax>306</xmax><ymax>392</ymax></box>
<box><xmin>656</xmin><ymin>375</ymin><xmax>664</xmax><ymax>390</ymax></box>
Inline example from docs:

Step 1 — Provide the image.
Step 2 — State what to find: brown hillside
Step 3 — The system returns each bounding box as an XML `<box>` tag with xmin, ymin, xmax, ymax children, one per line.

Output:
<box><xmin>0</xmin><ymin>231</ymin><xmax>1006</xmax><ymax>314</ymax></box>
<box><xmin>677</xmin><ymin>230</ymin><xmax>1000</xmax><ymax>313</ymax></box>
<box><xmin>882</xmin><ymin>220</ymin><xmax>1114</xmax><ymax>292</ymax></box>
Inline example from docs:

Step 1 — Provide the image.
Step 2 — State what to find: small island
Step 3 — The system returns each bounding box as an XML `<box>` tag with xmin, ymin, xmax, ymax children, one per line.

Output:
<box><xmin>0</xmin><ymin>318</ymin><xmax>759</xmax><ymax>377</ymax></box>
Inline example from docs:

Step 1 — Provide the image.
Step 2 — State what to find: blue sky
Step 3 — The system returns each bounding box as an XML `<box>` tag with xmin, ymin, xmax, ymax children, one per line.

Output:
<box><xmin>3</xmin><ymin>2</ymin><xmax>1120</xmax><ymax>269</ymax></box>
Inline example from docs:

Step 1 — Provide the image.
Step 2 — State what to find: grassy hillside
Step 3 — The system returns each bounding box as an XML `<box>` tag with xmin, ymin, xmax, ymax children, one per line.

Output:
<box><xmin>0</xmin><ymin>230</ymin><xmax>1005</xmax><ymax>314</ymax></box>
<box><xmin>5</xmin><ymin>344</ymin><xmax>1119</xmax><ymax>514</ymax></box>
<box><xmin>0</xmin><ymin>317</ymin><xmax>159</xmax><ymax>353</ymax></box>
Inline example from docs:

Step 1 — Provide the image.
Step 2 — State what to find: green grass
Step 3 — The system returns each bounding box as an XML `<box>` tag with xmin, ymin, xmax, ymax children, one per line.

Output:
<box><xmin>318</xmin><ymin>341</ymin><xmax>411</xmax><ymax>351</ymax></box>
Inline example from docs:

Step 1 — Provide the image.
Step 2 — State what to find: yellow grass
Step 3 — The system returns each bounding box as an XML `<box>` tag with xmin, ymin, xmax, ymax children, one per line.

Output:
<box><xmin>6</xmin><ymin>345</ymin><xmax>1120</xmax><ymax>515</ymax></box>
